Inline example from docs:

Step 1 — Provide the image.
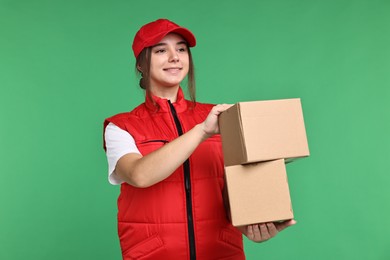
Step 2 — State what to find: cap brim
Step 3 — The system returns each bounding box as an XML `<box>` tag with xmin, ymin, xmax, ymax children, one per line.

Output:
<box><xmin>169</xmin><ymin>28</ymin><xmax>196</xmax><ymax>47</ymax></box>
<box><xmin>144</xmin><ymin>27</ymin><xmax>196</xmax><ymax>48</ymax></box>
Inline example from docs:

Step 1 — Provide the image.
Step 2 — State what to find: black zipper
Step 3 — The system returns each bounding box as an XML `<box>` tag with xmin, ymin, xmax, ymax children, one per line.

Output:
<box><xmin>140</xmin><ymin>140</ymin><xmax>169</xmax><ymax>144</ymax></box>
<box><xmin>168</xmin><ymin>100</ymin><xmax>196</xmax><ymax>260</ymax></box>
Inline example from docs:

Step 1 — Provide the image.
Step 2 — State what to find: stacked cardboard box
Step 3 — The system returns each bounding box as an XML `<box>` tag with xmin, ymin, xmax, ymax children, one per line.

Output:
<box><xmin>219</xmin><ymin>98</ymin><xmax>309</xmax><ymax>226</ymax></box>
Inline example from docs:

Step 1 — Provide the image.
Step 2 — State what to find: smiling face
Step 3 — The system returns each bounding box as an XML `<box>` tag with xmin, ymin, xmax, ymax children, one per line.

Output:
<box><xmin>148</xmin><ymin>33</ymin><xmax>190</xmax><ymax>98</ymax></box>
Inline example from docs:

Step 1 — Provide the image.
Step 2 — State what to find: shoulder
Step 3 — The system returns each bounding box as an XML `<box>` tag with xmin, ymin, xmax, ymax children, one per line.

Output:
<box><xmin>104</xmin><ymin>103</ymin><xmax>146</xmax><ymax>130</ymax></box>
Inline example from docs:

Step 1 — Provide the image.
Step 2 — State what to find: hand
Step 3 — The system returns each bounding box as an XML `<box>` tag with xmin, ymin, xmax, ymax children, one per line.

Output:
<box><xmin>201</xmin><ymin>104</ymin><xmax>233</xmax><ymax>138</ymax></box>
<box><xmin>237</xmin><ymin>219</ymin><xmax>297</xmax><ymax>243</ymax></box>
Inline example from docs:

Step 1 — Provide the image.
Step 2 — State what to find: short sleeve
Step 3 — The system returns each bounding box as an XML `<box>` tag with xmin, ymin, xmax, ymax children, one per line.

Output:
<box><xmin>104</xmin><ymin>122</ymin><xmax>141</xmax><ymax>185</ymax></box>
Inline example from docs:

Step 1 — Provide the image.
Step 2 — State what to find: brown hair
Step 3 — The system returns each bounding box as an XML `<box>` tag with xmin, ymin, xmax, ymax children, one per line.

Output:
<box><xmin>135</xmin><ymin>44</ymin><xmax>196</xmax><ymax>106</ymax></box>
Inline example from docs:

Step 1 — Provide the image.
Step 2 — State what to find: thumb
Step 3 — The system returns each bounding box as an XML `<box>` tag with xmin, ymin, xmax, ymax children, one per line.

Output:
<box><xmin>275</xmin><ymin>219</ymin><xmax>297</xmax><ymax>232</ymax></box>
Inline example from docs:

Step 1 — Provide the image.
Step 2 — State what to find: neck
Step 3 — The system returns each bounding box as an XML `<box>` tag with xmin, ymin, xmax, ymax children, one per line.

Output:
<box><xmin>150</xmin><ymin>85</ymin><xmax>179</xmax><ymax>102</ymax></box>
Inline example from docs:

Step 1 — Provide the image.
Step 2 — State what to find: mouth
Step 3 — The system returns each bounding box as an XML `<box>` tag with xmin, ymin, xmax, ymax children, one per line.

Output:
<box><xmin>163</xmin><ymin>67</ymin><xmax>182</xmax><ymax>72</ymax></box>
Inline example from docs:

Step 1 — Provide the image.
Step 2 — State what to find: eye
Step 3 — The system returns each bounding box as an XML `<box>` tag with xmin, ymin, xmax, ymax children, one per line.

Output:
<box><xmin>154</xmin><ymin>48</ymin><xmax>166</xmax><ymax>54</ymax></box>
<box><xmin>178</xmin><ymin>46</ymin><xmax>187</xmax><ymax>52</ymax></box>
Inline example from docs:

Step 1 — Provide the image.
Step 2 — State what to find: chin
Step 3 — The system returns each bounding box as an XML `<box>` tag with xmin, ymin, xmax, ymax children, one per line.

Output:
<box><xmin>165</xmin><ymin>79</ymin><xmax>184</xmax><ymax>87</ymax></box>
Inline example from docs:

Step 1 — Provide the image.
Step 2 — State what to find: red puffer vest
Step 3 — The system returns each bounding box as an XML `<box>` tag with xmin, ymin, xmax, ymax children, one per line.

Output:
<box><xmin>103</xmin><ymin>88</ymin><xmax>244</xmax><ymax>260</ymax></box>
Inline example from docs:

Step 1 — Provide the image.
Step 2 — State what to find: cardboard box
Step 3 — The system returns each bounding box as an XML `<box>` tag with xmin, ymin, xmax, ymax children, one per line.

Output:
<box><xmin>225</xmin><ymin>159</ymin><xmax>293</xmax><ymax>226</ymax></box>
<box><xmin>219</xmin><ymin>98</ymin><xmax>310</xmax><ymax>166</ymax></box>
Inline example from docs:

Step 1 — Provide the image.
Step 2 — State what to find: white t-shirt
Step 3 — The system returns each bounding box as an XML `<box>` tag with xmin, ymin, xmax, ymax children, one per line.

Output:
<box><xmin>104</xmin><ymin>122</ymin><xmax>141</xmax><ymax>185</ymax></box>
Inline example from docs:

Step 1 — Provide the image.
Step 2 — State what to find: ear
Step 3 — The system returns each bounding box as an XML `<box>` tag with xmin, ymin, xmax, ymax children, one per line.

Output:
<box><xmin>136</xmin><ymin>65</ymin><xmax>142</xmax><ymax>73</ymax></box>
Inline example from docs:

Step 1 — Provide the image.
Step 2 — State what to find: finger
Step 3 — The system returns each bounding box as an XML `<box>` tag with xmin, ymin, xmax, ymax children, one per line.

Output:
<box><xmin>252</xmin><ymin>224</ymin><xmax>262</xmax><ymax>241</ymax></box>
<box><xmin>275</xmin><ymin>219</ymin><xmax>297</xmax><ymax>232</ymax></box>
<box><xmin>246</xmin><ymin>225</ymin><xmax>254</xmax><ymax>240</ymax></box>
<box><xmin>214</xmin><ymin>104</ymin><xmax>233</xmax><ymax>114</ymax></box>
<box><xmin>259</xmin><ymin>223</ymin><xmax>270</xmax><ymax>241</ymax></box>
<box><xmin>266</xmin><ymin>222</ymin><xmax>278</xmax><ymax>237</ymax></box>
<box><xmin>222</xmin><ymin>104</ymin><xmax>234</xmax><ymax>109</ymax></box>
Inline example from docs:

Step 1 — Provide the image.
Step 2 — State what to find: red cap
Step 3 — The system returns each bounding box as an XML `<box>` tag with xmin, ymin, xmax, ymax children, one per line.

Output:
<box><xmin>132</xmin><ymin>19</ymin><xmax>196</xmax><ymax>58</ymax></box>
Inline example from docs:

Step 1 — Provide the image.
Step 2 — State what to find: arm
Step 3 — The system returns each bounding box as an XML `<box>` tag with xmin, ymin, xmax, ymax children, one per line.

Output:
<box><xmin>115</xmin><ymin>104</ymin><xmax>232</xmax><ymax>188</ymax></box>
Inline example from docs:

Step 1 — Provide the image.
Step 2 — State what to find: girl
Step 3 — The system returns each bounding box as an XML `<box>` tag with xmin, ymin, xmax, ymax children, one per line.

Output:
<box><xmin>103</xmin><ymin>18</ymin><xmax>295</xmax><ymax>260</ymax></box>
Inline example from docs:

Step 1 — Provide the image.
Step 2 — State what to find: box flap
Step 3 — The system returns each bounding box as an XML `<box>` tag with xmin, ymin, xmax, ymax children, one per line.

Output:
<box><xmin>219</xmin><ymin>104</ymin><xmax>247</xmax><ymax>166</ymax></box>
<box><xmin>236</xmin><ymin>103</ymin><xmax>248</xmax><ymax>162</ymax></box>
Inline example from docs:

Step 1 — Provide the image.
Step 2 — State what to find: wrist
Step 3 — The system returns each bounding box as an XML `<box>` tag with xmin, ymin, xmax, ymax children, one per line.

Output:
<box><xmin>196</xmin><ymin>123</ymin><xmax>212</xmax><ymax>141</ymax></box>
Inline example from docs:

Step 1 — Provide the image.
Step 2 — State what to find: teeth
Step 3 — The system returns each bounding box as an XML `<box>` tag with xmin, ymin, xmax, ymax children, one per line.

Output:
<box><xmin>164</xmin><ymin>68</ymin><xmax>181</xmax><ymax>72</ymax></box>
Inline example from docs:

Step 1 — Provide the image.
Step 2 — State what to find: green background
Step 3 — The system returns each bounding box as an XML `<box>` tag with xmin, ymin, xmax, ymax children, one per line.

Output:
<box><xmin>1</xmin><ymin>0</ymin><xmax>389</xmax><ymax>259</ymax></box>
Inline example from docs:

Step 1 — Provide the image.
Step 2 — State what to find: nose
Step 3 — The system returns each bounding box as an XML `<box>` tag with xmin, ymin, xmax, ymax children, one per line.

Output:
<box><xmin>168</xmin><ymin>48</ymin><xmax>179</xmax><ymax>62</ymax></box>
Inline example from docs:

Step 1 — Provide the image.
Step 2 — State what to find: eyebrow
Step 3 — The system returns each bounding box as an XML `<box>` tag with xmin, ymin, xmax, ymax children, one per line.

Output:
<box><xmin>152</xmin><ymin>41</ymin><xmax>188</xmax><ymax>48</ymax></box>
